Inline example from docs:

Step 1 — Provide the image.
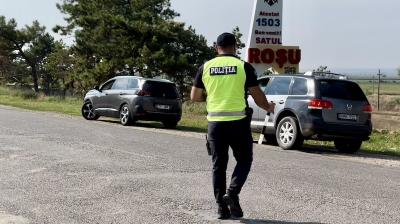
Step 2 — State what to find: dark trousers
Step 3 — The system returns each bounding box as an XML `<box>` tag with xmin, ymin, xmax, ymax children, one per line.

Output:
<box><xmin>208</xmin><ymin>118</ymin><xmax>253</xmax><ymax>204</ymax></box>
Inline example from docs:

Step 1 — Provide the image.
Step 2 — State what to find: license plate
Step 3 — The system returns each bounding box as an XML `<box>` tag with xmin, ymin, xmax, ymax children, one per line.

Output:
<box><xmin>155</xmin><ymin>104</ymin><xmax>170</xmax><ymax>110</ymax></box>
<box><xmin>338</xmin><ymin>113</ymin><xmax>358</xmax><ymax>121</ymax></box>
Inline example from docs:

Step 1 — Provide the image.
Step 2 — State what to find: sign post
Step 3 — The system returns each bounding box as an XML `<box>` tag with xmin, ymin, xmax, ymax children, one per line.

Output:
<box><xmin>246</xmin><ymin>0</ymin><xmax>301</xmax><ymax>75</ymax></box>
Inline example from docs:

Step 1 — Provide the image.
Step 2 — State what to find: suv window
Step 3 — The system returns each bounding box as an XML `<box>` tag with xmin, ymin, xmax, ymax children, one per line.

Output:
<box><xmin>101</xmin><ymin>80</ymin><xmax>115</xmax><ymax>91</ymax></box>
<box><xmin>127</xmin><ymin>78</ymin><xmax>139</xmax><ymax>89</ymax></box>
<box><xmin>112</xmin><ymin>78</ymin><xmax>129</xmax><ymax>90</ymax></box>
<box><xmin>291</xmin><ymin>78</ymin><xmax>308</xmax><ymax>95</ymax></box>
<box><xmin>266</xmin><ymin>77</ymin><xmax>292</xmax><ymax>95</ymax></box>
<box><xmin>142</xmin><ymin>81</ymin><xmax>179</xmax><ymax>99</ymax></box>
<box><xmin>319</xmin><ymin>80</ymin><xmax>367</xmax><ymax>101</ymax></box>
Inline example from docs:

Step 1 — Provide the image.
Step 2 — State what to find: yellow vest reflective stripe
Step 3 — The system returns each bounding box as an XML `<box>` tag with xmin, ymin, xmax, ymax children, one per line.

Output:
<box><xmin>202</xmin><ymin>56</ymin><xmax>247</xmax><ymax>122</ymax></box>
<box><xmin>208</xmin><ymin>110</ymin><xmax>246</xmax><ymax>117</ymax></box>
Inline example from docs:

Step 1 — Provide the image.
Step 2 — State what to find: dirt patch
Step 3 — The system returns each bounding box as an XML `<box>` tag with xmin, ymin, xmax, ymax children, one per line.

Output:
<box><xmin>368</xmin><ymin>94</ymin><xmax>400</xmax><ymax>111</ymax></box>
<box><xmin>0</xmin><ymin>212</ymin><xmax>29</xmax><ymax>224</ymax></box>
<box><xmin>372</xmin><ymin>112</ymin><xmax>400</xmax><ymax>131</ymax></box>
<box><xmin>366</xmin><ymin>94</ymin><xmax>400</xmax><ymax>131</ymax></box>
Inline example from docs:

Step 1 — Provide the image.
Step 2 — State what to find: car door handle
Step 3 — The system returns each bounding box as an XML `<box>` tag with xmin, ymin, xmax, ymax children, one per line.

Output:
<box><xmin>279</xmin><ymin>100</ymin><xmax>285</xmax><ymax>104</ymax></box>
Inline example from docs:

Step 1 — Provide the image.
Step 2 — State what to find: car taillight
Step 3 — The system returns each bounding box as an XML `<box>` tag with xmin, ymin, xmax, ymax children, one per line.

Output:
<box><xmin>137</xmin><ymin>90</ymin><xmax>151</xmax><ymax>97</ymax></box>
<box><xmin>308</xmin><ymin>99</ymin><xmax>333</xmax><ymax>110</ymax></box>
<box><xmin>362</xmin><ymin>104</ymin><xmax>373</xmax><ymax>113</ymax></box>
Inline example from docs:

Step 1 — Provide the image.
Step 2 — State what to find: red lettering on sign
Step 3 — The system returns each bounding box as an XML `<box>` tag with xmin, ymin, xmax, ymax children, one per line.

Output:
<box><xmin>276</xmin><ymin>49</ymin><xmax>287</xmax><ymax>68</ymax></box>
<box><xmin>248</xmin><ymin>48</ymin><xmax>301</xmax><ymax>66</ymax></box>
<box><xmin>248</xmin><ymin>48</ymin><xmax>261</xmax><ymax>63</ymax></box>
<box><xmin>261</xmin><ymin>49</ymin><xmax>274</xmax><ymax>64</ymax></box>
<box><xmin>288</xmin><ymin>49</ymin><xmax>301</xmax><ymax>64</ymax></box>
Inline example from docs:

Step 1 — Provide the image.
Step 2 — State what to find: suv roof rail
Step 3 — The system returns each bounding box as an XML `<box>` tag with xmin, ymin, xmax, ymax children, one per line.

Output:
<box><xmin>304</xmin><ymin>71</ymin><xmax>348</xmax><ymax>80</ymax></box>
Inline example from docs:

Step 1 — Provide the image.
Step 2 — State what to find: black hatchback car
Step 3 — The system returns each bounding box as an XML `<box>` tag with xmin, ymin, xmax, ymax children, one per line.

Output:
<box><xmin>249</xmin><ymin>72</ymin><xmax>373</xmax><ymax>153</ymax></box>
<box><xmin>81</xmin><ymin>76</ymin><xmax>182</xmax><ymax>128</ymax></box>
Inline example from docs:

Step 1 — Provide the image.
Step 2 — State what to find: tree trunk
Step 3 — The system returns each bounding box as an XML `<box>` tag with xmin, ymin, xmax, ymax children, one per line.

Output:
<box><xmin>31</xmin><ymin>65</ymin><xmax>39</xmax><ymax>92</ymax></box>
<box><xmin>62</xmin><ymin>78</ymin><xmax>67</xmax><ymax>99</ymax></box>
<box><xmin>44</xmin><ymin>73</ymin><xmax>52</xmax><ymax>95</ymax></box>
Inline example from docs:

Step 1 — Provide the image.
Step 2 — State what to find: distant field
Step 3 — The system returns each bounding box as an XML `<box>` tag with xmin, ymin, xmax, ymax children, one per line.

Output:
<box><xmin>355</xmin><ymin>81</ymin><xmax>400</xmax><ymax>95</ymax></box>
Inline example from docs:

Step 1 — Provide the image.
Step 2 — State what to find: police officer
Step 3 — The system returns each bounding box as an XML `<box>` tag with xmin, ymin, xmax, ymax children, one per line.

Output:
<box><xmin>191</xmin><ymin>32</ymin><xmax>275</xmax><ymax>219</ymax></box>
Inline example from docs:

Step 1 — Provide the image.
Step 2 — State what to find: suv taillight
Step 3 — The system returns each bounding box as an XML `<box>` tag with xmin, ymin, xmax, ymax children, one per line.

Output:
<box><xmin>308</xmin><ymin>99</ymin><xmax>333</xmax><ymax>110</ymax></box>
<box><xmin>137</xmin><ymin>90</ymin><xmax>151</xmax><ymax>97</ymax></box>
<box><xmin>363</xmin><ymin>104</ymin><xmax>373</xmax><ymax>113</ymax></box>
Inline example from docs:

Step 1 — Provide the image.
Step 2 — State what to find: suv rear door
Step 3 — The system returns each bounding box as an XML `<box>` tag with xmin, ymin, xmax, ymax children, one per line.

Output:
<box><xmin>317</xmin><ymin>79</ymin><xmax>370</xmax><ymax>125</ymax></box>
<box><xmin>104</xmin><ymin>78</ymin><xmax>129</xmax><ymax>113</ymax></box>
<box><xmin>248</xmin><ymin>77</ymin><xmax>271</xmax><ymax>121</ymax></box>
<box><xmin>262</xmin><ymin>76</ymin><xmax>293</xmax><ymax>129</ymax></box>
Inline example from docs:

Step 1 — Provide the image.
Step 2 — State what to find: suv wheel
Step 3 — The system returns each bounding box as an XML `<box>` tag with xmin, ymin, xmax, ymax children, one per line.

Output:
<box><xmin>120</xmin><ymin>104</ymin><xmax>133</xmax><ymax>126</ymax></box>
<box><xmin>162</xmin><ymin>120</ymin><xmax>178</xmax><ymax>129</ymax></box>
<box><xmin>82</xmin><ymin>101</ymin><xmax>99</xmax><ymax>120</ymax></box>
<box><xmin>276</xmin><ymin>116</ymin><xmax>304</xmax><ymax>150</ymax></box>
<box><xmin>334</xmin><ymin>139</ymin><xmax>362</xmax><ymax>154</ymax></box>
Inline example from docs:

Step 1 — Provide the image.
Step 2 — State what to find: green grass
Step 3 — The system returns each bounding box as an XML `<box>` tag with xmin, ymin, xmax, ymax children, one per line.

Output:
<box><xmin>0</xmin><ymin>86</ymin><xmax>209</xmax><ymax>132</ymax></box>
<box><xmin>0</xmin><ymin>86</ymin><xmax>82</xmax><ymax>116</ymax></box>
<box><xmin>177</xmin><ymin>101</ymin><xmax>208</xmax><ymax>132</ymax></box>
<box><xmin>305</xmin><ymin>131</ymin><xmax>400</xmax><ymax>157</ymax></box>
<box><xmin>1</xmin><ymin>86</ymin><xmax>399</xmax><ymax>157</ymax></box>
<box><xmin>361</xmin><ymin>130</ymin><xmax>400</xmax><ymax>156</ymax></box>
<box><xmin>357</xmin><ymin>81</ymin><xmax>400</xmax><ymax>96</ymax></box>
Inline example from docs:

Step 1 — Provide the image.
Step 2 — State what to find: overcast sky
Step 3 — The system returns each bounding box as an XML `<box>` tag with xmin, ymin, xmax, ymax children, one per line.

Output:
<box><xmin>1</xmin><ymin>0</ymin><xmax>399</xmax><ymax>71</ymax></box>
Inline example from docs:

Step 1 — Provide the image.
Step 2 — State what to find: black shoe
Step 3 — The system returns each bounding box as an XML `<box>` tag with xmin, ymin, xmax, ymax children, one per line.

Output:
<box><xmin>223</xmin><ymin>194</ymin><xmax>243</xmax><ymax>218</ymax></box>
<box><xmin>217</xmin><ymin>204</ymin><xmax>231</xmax><ymax>220</ymax></box>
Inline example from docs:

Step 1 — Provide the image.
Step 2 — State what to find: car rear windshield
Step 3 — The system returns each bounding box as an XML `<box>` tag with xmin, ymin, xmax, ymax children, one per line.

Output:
<box><xmin>142</xmin><ymin>81</ymin><xmax>179</xmax><ymax>99</ymax></box>
<box><xmin>319</xmin><ymin>80</ymin><xmax>367</xmax><ymax>101</ymax></box>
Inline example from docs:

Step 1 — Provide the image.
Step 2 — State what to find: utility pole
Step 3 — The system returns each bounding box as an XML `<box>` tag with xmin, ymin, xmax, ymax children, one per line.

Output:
<box><xmin>377</xmin><ymin>69</ymin><xmax>381</xmax><ymax>111</ymax></box>
<box><xmin>372</xmin><ymin>75</ymin><xmax>375</xmax><ymax>96</ymax></box>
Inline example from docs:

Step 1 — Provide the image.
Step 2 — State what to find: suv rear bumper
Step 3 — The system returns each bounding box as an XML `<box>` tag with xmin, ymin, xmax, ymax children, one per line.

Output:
<box><xmin>133</xmin><ymin>105</ymin><xmax>181</xmax><ymax>122</ymax></box>
<box><xmin>303</xmin><ymin>120</ymin><xmax>372</xmax><ymax>141</ymax></box>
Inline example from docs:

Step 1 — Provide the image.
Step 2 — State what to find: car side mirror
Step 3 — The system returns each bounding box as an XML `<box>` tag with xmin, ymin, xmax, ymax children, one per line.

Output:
<box><xmin>94</xmin><ymin>85</ymin><xmax>101</xmax><ymax>92</ymax></box>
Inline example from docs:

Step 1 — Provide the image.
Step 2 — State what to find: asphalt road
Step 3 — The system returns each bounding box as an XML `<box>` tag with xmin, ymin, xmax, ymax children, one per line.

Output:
<box><xmin>0</xmin><ymin>105</ymin><xmax>399</xmax><ymax>224</ymax></box>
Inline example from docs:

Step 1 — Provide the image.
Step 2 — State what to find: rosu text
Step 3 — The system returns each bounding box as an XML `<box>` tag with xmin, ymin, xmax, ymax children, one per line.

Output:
<box><xmin>248</xmin><ymin>48</ymin><xmax>301</xmax><ymax>68</ymax></box>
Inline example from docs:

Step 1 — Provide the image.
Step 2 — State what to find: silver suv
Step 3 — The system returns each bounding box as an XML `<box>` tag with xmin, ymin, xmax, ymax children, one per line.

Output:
<box><xmin>81</xmin><ymin>76</ymin><xmax>182</xmax><ymax>128</ymax></box>
<box><xmin>249</xmin><ymin>73</ymin><xmax>372</xmax><ymax>153</ymax></box>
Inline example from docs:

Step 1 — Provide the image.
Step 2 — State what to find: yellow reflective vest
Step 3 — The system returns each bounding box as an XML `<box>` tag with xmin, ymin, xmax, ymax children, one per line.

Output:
<box><xmin>202</xmin><ymin>56</ymin><xmax>247</xmax><ymax>122</ymax></box>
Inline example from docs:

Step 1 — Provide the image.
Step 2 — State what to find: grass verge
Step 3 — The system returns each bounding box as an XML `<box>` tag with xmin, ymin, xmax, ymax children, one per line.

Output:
<box><xmin>1</xmin><ymin>86</ymin><xmax>399</xmax><ymax>157</ymax></box>
<box><xmin>305</xmin><ymin>130</ymin><xmax>400</xmax><ymax>157</ymax></box>
<box><xmin>0</xmin><ymin>86</ymin><xmax>209</xmax><ymax>132</ymax></box>
<box><xmin>0</xmin><ymin>86</ymin><xmax>82</xmax><ymax>116</ymax></box>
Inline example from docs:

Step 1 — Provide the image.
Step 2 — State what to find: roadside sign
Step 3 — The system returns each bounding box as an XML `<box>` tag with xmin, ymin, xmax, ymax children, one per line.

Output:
<box><xmin>246</xmin><ymin>0</ymin><xmax>301</xmax><ymax>75</ymax></box>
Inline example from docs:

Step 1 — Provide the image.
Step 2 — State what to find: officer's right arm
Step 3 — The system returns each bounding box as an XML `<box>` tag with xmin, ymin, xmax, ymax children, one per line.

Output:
<box><xmin>191</xmin><ymin>87</ymin><xmax>205</xmax><ymax>102</ymax></box>
<box><xmin>249</xmin><ymin>86</ymin><xmax>275</xmax><ymax>113</ymax></box>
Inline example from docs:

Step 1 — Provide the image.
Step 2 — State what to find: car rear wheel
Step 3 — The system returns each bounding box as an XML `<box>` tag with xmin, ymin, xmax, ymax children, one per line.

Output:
<box><xmin>334</xmin><ymin>139</ymin><xmax>362</xmax><ymax>154</ymax></box>
<box><xmin>162</xmin><ymin>120</ymin><xmax>178</xmax><ymax>129</ymax></box>
<box><xmin>276</xmin><ymin>116</ymin><xmax>304</xmax><ymax>150</ymax></box>
<box><xmin>82</xmin><ymin>101</ymin><xmax>99</xmax><ymax>120</ymax></box>
<box><xmin>120</xmin><ymin>104</ymin><xmax>134</xmax><ymax>126</ymax></box>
